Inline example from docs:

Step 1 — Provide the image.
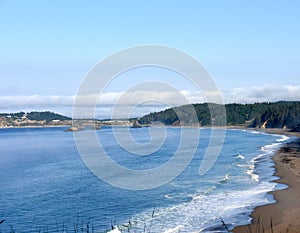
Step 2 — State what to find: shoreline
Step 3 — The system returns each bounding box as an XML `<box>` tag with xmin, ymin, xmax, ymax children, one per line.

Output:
<box><xmin>232</xmin><ymin>129</ymin><xmax>300</xmax><ymax>233</ymax></box>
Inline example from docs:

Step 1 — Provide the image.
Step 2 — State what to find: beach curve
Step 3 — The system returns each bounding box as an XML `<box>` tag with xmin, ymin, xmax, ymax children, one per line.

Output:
<box><xmin>232</xmin><ymin>130</ymin><xmax>300</xmax><ymax>233</ymax></box>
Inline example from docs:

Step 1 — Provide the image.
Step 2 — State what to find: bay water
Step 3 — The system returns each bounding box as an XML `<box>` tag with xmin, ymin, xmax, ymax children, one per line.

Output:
<box><xmin>0</xmin><ymin>127</ymin><xmax>290</xmax><ymax>232</ymax></box>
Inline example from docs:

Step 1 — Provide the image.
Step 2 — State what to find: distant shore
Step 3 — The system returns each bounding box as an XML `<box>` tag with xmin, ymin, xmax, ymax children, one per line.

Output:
<box><xmin>232</xmin><ymin>129</ymin><xmax>300</xmax><ymax>233</ymax></box>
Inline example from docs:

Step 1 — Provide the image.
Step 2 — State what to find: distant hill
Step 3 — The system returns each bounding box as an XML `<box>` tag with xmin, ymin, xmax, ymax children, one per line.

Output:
<box><xmin>138</xmin><ymin>101</ymin><xmax>300</xmax><ymax>131</ymax></box>
<box><xmin>26</xmin><ymin>111</ymin><xmax>71</xmax><ymax>122</ymax></box>
<box><xmin>0</xmin><ymin>111</ymin><xmax>130</xmax><ymax>129</ymax></box>
<box><xmin>0</xmin><ymin>111</ymin><xmax>71</xmax><ymax>128</ymax></box>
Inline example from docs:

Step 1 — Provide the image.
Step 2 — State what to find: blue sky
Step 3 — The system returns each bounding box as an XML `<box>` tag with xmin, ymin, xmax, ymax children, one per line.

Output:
<box><xmin>0</xmin><ymin>1</ymin><xmax>300</xmax><ymax>117</ymax></box>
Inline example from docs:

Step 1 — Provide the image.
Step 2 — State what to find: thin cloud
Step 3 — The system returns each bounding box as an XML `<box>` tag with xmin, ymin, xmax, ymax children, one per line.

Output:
<box><xmin>222</xmin><ymin>85</ymin><xmax>300</xmax><ymax>103</ymax></box>
<box><xmin>0</xmin><ymin>95</ymin><xmax>75</xmax><ymax>108</ymax></box>
<box><xmin>1</xmin><ymin>85</ymin><xmax>300</xmax><ymax>117</ymax></box>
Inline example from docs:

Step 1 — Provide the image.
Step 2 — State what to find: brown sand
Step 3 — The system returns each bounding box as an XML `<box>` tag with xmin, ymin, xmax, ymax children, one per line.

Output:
<box><xmin>232</xmin><ymin>131</ymin><xmax>300</xmax><ymax>233</ymax></box>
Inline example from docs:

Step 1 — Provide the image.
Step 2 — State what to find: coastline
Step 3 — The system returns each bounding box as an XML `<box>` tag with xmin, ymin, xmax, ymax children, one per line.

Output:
<box><xmin>232</xmin><ymin>129</ymin><xmax>300</xmax><ymax>233</ymax></box>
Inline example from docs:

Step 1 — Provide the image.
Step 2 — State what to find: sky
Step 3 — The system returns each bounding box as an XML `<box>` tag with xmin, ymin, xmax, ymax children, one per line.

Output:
<box><xmin>0</xmin><ymin>0</ymin><xmax>300</xmax><ymax>118</ymax></box>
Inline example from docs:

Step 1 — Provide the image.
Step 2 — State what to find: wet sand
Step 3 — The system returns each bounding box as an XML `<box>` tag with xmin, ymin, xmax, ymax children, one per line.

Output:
<box><xmin>232</xmin><ymin>130</ymin><xmax>300</xmax><ymax>233</ymax></box>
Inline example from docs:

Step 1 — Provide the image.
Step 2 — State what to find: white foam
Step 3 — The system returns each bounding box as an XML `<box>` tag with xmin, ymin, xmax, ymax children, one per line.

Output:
<box><xmin>224</xmin><ymin>174</ymin><xmax>230</xmax><ymax>180</ymax></box>
<box><xmin>106</xmin><ymin>227</ymin><xmax>121</xmax><ymax>233</ymax></box>
<box><xmin>165</xmin><ymin>194</ymin><xmax>173</xmax><ymax>199</ymax></box>
<box><xmin>261</xmin><ymin>135</ymin><xmax>289</xmax><ymax>153</ymax></box>
<box><xmin>246</xmin><ymin>166</ymin><xmax>260</xmax><ymax>182</ymax></box>
<box><xmin>202</xmin><ymin>185</ymin><xmax>217</xmax><ymax>195</ymax></box>
<box><xmin>247</xmin><ymin>139</ymin><xmax>280</xmax><ymax>182</ymax></box>
<box><xmin>246</xmin><ymin>134</ymin><xmax>289</xmax><ymax>183</ymax></box>
<box><xmin>261</xmin><ymin>143</ymin><xmax>280</xmax><ymax>153</ymax></box>
<box><xmin>246</xmin><ymin>164</ymin><xmax>259</xmax><ymax>181</ymax></box>
<box><xmin>116</xmin><ymin>131</ymin><xmax>287</xmax><ymax>232</ymax></box>
<box><xmin>163</xmin><ymin>225</ymin><xmax>184</xmax><ymax>233</ymax></box>
<box><xmin>219</xmin><ymin>174</ymin><xmax>230</xmax><ymax>184</ymax></box>
<box><xmin>235</xmin><ymin>154</ymin><xmax>245</xmax><ymax>159</ymax></box>
<box><xmin>191</xmin><ymin>194</ymin><xmax>205</xmax><ymax>201</ymax></box>
<box><xmin>125</xmin><ymin>182</ymin><xmax>276</xmax><ymax>232</ymax></box>
<box><xmin>276</xmin><ymin>135</ymin><xmax>290</xmax><ymax>142</ymax></box>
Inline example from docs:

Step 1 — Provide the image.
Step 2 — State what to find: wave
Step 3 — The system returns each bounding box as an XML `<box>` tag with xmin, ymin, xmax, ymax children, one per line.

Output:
<box><xmin>218</xmin><ymin>174</ymin><xmax>230</xmax><ymax>184</ymax></box>
<box><xmin>106</xmin><ymin>227</ymin><xmax>121</xmax><ymax>233</ymax></box>
<box><xmin>163</xmin><ymin>225</ymin><xmax>184</xmax><ymax>233</ymax></box>
<box><xmin>276</xmin><ymin>135</ymin><xmax>290</xmax><ymax>142</ymax></box>
<box><xmin>165</xmin><ymin>194</ymin><xmax>174</xmax><ymax>199</ymax></box>
<box><xmin>202</xmin><ymin>185</ymin><xmax>217</xmax><ymax>195</ymax></box>
<box><xmin>246</xmin><ymin>164</ymin><xmax>259</xmax><ymax>182</ymax></box>
<box><xmin>261</xmin><ymin>143</ymin><xmax>280</xmax><ymax>153</ymax></box>
<box><xmin>262</xmin><ymin>134</ymin><xmax>290</xmax><ymax>151</ymax></box>
<box><xmin>249</xmin><ymin>130</ymin><xmax>269</xmax><ymax>136</ymax></box>
<box><xmin>124</xmin><ymin>182</ymin><xmax>276</xmax><ymax>233</ymax></box>
<box><xmin>114</xmin><ymin>132</ymin><xmax>290</xmax><ymax>233</ymax></box>
<box><xmin>116</xmin><ymin>132</ymin><xmax>291</xmax><ymax>233</ymax></box>
<box><xmin>162</xmin><ymin>133</ymin><xmax>290</xmax><ymax>231</ymax></box>
<box><xmin>245</xmin><ymin>134</ymin><xmax>290</xmax><ymax>182</ymax></box>
<box><xmin>235</xmin><ymin>154</ymin><xmax>245</xmax><ymax>159</ymax></box>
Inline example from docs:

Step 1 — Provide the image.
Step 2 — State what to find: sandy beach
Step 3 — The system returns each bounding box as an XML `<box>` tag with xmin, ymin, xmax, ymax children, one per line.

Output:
<box><xmin>232</xmin><ymin>130</ymin><xmax>300</xmax><ymax>233</ymax></box>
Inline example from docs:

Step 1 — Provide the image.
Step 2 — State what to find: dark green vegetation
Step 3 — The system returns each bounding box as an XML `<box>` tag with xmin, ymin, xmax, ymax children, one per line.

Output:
<box><xmin>138</xmin><ymin>101</ymin><xmax>300</xmax><ymax>131</ymax></box>
<box><xmin>26</xmin><ymin>111</ymin><xmax>71</xmax><ymax>123</ymax></box>
<box><xmin>0</xmin><ymin>111</ymin><xmax>71</xmax><ymax>127</ymax></box>
<box><xmin>0</xmin><ymin>111</ymin><xmax>70</xmax><ymax>122</ymax></box>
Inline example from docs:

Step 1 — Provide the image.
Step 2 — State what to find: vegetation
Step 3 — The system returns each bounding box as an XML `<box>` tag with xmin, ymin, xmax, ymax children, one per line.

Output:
<box><xmin>0</xmin><ymin>111</ymin><xmax>72</xmax><ymax>128</ymax></box>
<box><xmin>0</xmin><ymin>112</ymin><xmax>25</xmax><ymax>118</ymax></box>
<box><xmin>138</xmin><ymin>101</ymin><xmax>300</xmax><ymax>131</ymax></box>
<box><xmin>26</xmin><ymin>111</ymin><xmax>71</xmax><ymax>123</ymax></box>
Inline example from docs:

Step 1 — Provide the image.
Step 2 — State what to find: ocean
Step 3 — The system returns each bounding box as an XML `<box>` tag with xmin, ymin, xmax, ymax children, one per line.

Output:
<box><xmin>0</xmin><ymin>127</ymin><xmax>291</xmax><ymax>232</ymax></box>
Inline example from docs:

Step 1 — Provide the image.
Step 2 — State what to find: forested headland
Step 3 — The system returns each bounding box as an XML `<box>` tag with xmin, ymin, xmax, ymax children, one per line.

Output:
<box><xmin>138</xmin><ymin>101</ymin><xmax>300</xmax><ymax>131</ymax></box>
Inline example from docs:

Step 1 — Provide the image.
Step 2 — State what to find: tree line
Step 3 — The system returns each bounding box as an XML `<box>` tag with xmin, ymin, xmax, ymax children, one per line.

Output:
<box><xmin>138</xmin><ymin>101</ymin><xmax>300</xmax><ymax>131</ymax></box>
<box><xmin>0</xmin><ymin>111</ymin><xmax>71</xmax><ymax>123</ymax></box>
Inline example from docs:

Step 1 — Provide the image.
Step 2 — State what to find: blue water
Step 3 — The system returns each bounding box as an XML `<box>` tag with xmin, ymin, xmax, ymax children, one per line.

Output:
<box><xmin>0</xmin><ymin>127</ymin><xmax>290</xmax><ymax>232</ymax></box>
